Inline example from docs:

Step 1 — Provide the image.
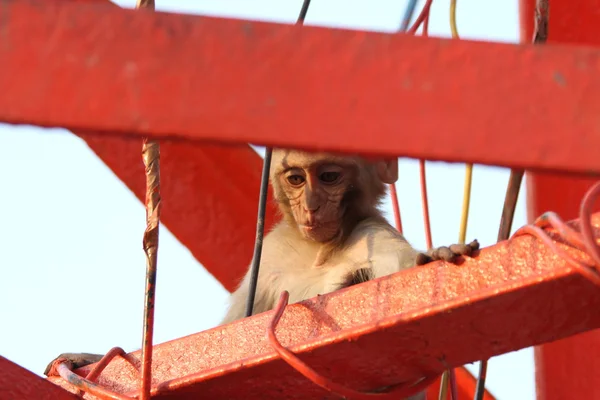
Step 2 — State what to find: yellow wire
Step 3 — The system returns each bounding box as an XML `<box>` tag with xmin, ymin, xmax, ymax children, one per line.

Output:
<box><xmin>459</xmin><ymin>164</ymin><xmax>473</xmax><ymax>244</ymax></box>
<box><xmin>449</xmin><ymin>0</ymin><xmax>472</xmax><ymax>246</ymax></box>
<box><xmin>449</xmin><ymin>0</ymin><xmax>459</xmax><ymax>38</ymax></box>
<box><xmin>440</xmin><ymin>3</ymin><xmax>470</xmax><ymax>400</ymax></box>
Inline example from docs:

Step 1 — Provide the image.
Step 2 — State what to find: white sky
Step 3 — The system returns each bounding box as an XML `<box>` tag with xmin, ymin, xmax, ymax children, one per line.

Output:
<box><xmin>0</xmin><ymin>1</ymin><xmax>535</xmax><ymax>399</ymax></box>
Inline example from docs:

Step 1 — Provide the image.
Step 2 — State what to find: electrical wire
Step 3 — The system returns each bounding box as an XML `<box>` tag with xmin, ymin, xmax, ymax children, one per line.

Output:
<box><xmin>408</xmin><ymin>0</ymin><xmax>433</xmax><ymax>34</ymax></box>
<box><xmin>390</xmin><ymin>0</ymin><xmax>426</xmax><ymax>231</ymax></box>
<box><xmin>458</xmin><ymin>165</ymin><xmax>473</xmax><ymax>244</ymax></box>
<box><xmin>389</xmin><ymin>183</ymin><xmax>404</xmax><ymax>233</ymax></box>
<box><xmin>399</xmin><ymin>0</ymin><xmax>420</xmax><ymax>32</ymax></box>
<box><xmin>419</xmin><ymin>160</ymin><xmax>433</xmax><ymax>249</ymax></box>
<box><xmin>244</xmin><ymin>0</ymin><xmax>313</xmax><ymax>318</ymax></box>
<box><xmin>439</xmin><ymin>1</ymin><xmax>464</xmax><ymax>399</ymax></box>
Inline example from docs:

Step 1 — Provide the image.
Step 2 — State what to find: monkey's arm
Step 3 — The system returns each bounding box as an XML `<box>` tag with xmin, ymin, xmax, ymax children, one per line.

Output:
<box><xmin>337</xmin><ymin>219</ymin><xmax>479</xmax><ymax>287</ymax></box>
<box><xmin>415</xmin><ymin>239</ymin><xmax>480</xmax><ymax>266</ymax></box>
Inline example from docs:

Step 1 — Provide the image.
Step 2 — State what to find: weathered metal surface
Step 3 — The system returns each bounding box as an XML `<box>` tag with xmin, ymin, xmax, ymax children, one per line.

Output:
<box><xmin>0</xmin><ymin>356</ymin><xmax>79</xmax><ymax>400</ymax></box>
<box><xmin>47</xmin><ymin>213</ymin><xmax>600</xmax><ymax>399</ymax></box>
<box><xmin>2</xmin><ymin>0</ymin><xmax>600</xmax><ymax>175</ymax></box>
<box><xmin>520</xmin><ymin>0</ymin><xmax>600</xmax><ymax>398</ymax></box>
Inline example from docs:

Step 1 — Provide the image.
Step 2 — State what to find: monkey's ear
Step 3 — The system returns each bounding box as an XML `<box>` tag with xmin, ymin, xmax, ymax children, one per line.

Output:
<box><xmin>375</xmin><ymin>158</ymin><xmax>398</xmax><ymax>184</ymax></box>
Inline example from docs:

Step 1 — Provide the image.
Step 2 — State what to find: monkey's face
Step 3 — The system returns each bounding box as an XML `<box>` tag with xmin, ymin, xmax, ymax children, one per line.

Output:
<box><xmin>273</xmin><ymin>152</ymin><xmax>356</xmax><ymax>243</ymax></box>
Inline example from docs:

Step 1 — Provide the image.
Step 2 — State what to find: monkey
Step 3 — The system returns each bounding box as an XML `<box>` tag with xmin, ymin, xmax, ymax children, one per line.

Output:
<box><xmin>221</xmin><ymin>149</ymin><xmax>479</xmax><ymax>324</ymax></box>
<box><xmin>44</xmin><ymin>149</ymin><xmax>478</xmax><ymax>400</ymax></box>
<box><xmin>217</xmin><ymin>149</ymin><xmax>478</xmax><ymax>400</ymax></box>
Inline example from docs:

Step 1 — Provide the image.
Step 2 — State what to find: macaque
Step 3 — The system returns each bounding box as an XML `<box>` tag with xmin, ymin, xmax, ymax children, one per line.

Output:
<box><xmin>222</xmin><ymin>149</ymin><xmax>479</xmax><ymax>323</ymax></box>
<box><xmin>218</xmin><ymin>149</ymin><xmax>478</xmax><ymax>400</ymax></box>
<box><xmin>45</xmin><ymin>149</ymin><xmax>478</xmax><ymax>400</ymax></box>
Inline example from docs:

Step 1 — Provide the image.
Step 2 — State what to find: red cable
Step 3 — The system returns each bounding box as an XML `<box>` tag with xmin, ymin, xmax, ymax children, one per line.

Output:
<box><xmin>419</xmin><ymin>160</ymin><xmax>433</xmax><ymax>249</ymax></box>
<box><xmin>267</xmin><ymin>291</ymin><xmax>438</xmax><ymax>399</ymax></box>
<box><xmin>389</xmin><ymin>183</ymin><xmax>403</xmax><ymax>232</ymax></box>
<box><xmin>408</xmin><ymin>0</ymin><xmax>433</xmax><ymax>34</ymax></box>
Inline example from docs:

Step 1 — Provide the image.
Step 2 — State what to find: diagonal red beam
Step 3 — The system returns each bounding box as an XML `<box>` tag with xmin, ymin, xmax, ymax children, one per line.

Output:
<box><xmin>0</xmin><ymin>356</ymin><xmax>79</xmax><ymax>400</ymax></box>
<box><xmin>79</xmin><ymin>136</ymin><xmax>278</xmax><ymax>292</ymax></box>
<box><xmin>47</xmin><ymin>213</ymin><xmax>600</xmax><ymax>399</ymax></box>
<box><xmin>2</xmin><ymin>1</ymin><xmax>600</xmax><ymax>175</ymax></box>
<box><xmin>61</xmin><ymin>0</ymin><xmax>282</xmax><ymax>294</ymax></box>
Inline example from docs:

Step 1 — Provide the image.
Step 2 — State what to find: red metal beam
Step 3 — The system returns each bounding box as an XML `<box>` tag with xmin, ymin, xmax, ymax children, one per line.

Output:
<box><xmin>69</xmin><ymin>2</ymin><xmax>488</xmax><ymax>397</ymax></box>
<box><xmin>0</xmin><ymin>356</ymin><xmax>79</xmax><ymax>400</ymax></box>
<box><xmin>2</xmin><ymin>1</ymin><xmax>600</xmax><ymax>175</ymax></box>
<box><xmin>520</xmin><ymin>0</ymin><xmax>600</xmax><ymax>399</ymax></box>
<box><xmin>47</xmin><ymin>212</ymin><xmax>600</xmax><ymax>399</ymax></box>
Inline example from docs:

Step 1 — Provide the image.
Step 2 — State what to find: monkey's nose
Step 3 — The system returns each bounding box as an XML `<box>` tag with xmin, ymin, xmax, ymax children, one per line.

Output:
<box><xmin>305</xmin><ymin>209</ymin><xmax>320</xmax><ymax>224</ymax></box>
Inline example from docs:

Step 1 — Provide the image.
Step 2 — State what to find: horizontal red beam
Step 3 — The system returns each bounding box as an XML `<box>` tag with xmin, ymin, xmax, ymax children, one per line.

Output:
<box><xmin>0</xmin><ymin>356</ymin><xmax>78</xmax><ymax>400</ymax></box>
<box><xmin>3</xmin><ymin>1</ymin><xmax>600</xmax><ymax>175</ymax></box>
<box><xmin>48</xmin><ymin>213</ymin><xmax>600</xmax><ymax>399</ymax></box>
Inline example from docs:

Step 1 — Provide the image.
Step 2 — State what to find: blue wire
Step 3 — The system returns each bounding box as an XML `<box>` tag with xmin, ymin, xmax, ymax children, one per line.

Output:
<box><xmin>399</xmin><ymin>0</ymin><xmax>419</xmax><ymax>31</ymax></box>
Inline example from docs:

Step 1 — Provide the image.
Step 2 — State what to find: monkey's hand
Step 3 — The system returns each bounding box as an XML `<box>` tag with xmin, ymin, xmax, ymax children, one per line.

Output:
<box><xmin>415</xmin><ymin>239</ymin><xmax>480</xmax><ymax>266</ymax></box>
<box><xmin>44</xmin><ymin>352</ymin><xmax>103</xmax><ymax>377</ymax></box>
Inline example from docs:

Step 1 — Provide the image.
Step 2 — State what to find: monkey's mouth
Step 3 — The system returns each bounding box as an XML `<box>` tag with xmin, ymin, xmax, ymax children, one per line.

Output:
<box><xmin>298</xmin><ymin>221</ymin><xmax>339</xmax><ymax>240</ymax></box>
<box><xmin>299</xmin><ymin>221</ymin><xmax>335</xmax><ymax>230</ymax></box>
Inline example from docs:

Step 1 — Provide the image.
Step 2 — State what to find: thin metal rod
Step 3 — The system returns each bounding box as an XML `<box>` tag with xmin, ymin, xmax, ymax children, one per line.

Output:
<box><xmin>140</xmin><ymin>138</ymin><xmax>161</xmax><ymax>400</ymax></box>
<box><xmin>497</xmin><ymin>170</ymin><xmax>524</xmax><ymax>242</ymax></box>
<box><xmin>244</xmin><ymin>0</ymin><xmax>312</xmax><ymax>318</ymax></box>
<box><xmin>473</xmin><ymin>360</ymin><xmax>489</xmax><ymax>400</ymax></box>
<box><xmin>473</xmin><ymin>171</ymin><xmax>523</xmax><ymax>400</ymax></box>
<box><xmin>136</xmin><ymin>2</ymin><xmax>159</xmax><ymax>400</ymax></box>
<box><xmin>297</xmin><ymin>0</ymin><xmax>312</xmax><ymax>23</ymax></box>
<box><xmin>244</xmin><ymin>148</ymin><xmax>273</xmax><ymax>317</ymax></box>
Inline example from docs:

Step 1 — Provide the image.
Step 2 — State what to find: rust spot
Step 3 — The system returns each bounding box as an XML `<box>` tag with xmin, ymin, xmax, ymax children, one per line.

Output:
<box><xmin>553</xmin><ymin>71</ymin><xmax>567</xmax><ymax>87</ymax></box>
<box><xmin>86</xmin><ymin>55</ymin><xmax>98</xmax><ymax>67</ymax></box>
<box><xmin>242</xmin><ymin>22</ymin><xmax>253</xmax><ymax>37</ymax></box>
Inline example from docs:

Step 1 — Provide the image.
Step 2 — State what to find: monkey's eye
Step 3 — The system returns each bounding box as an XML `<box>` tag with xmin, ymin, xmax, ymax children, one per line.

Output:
<box><xmin>319</xmin><ymin>171</ymin><xmax>341</xmax><ymax>184</ymax></box>
<box><xmin>287</xmin><ymin>175</ymin><xmax>305</xmax><ymax>186</ymax></box>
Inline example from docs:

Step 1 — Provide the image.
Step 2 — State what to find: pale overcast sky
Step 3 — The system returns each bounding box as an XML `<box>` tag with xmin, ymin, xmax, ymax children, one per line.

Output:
<box><xmin>0</xmin><ymin>1</ymin><xmax>535</xmax><ymax>399</ymax></box>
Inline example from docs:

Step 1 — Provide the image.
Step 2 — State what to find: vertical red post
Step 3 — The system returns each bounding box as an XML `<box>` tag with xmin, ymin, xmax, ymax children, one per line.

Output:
<box><xmin>520</xmin><ymin>1</ymin><xmax>600</xmax><ymax>398</ymax></box>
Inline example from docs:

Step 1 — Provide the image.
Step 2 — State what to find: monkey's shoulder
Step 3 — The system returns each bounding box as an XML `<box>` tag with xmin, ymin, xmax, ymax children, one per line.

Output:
<box><xmin>345</xmin><ymin>217</ymin><xmax>409</xmax><ymax>247</ymax></box>
<box><xmin>332</xmin><ymin>217</ymin><xmax>418</xmax><ymax>275</ymax></box>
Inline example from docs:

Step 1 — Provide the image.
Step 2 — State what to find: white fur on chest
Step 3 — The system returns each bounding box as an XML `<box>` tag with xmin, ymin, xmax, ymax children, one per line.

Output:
<box><xmin>262</xmin><ymin>218</ymin><xmax>414</xmax><ymax>305</ymax></box>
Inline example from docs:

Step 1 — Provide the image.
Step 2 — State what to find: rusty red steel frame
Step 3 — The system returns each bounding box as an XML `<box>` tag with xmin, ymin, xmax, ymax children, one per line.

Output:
<box><xmin>2</xmin><ymin>0</ymin><xmax>600</xmax><ymax>175</ymax></box>
<box><xmin>0</xmin><ymin>356</ymin><xmax>80</xmax><ymax>400</ymax></box>
<box><xmin>45</xmin><ymin>211</ymin><xmax>600</xmax><ymax>399</ymax></box>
